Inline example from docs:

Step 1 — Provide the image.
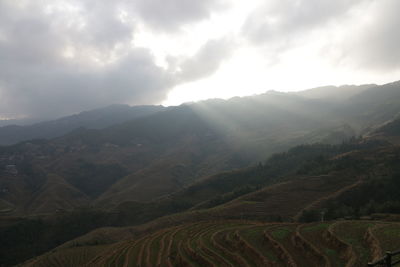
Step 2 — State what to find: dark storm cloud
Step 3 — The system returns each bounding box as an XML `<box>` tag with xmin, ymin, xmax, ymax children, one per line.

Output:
<box><xmin>0</xmin><ymin>48</ymin><xmax>173</xmax><ymax>118</ymax></box>
<box><xmin>0</xmin><ymin>0</ymin><xmax>227</xmax><ymax>119</ymax></box>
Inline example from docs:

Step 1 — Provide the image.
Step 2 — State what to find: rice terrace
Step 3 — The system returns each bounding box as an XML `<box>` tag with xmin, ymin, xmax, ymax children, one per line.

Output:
<box><xmin>22</xmin><ymin>220</ymin><xmax>400</xmax><ymax>266</ymax></box>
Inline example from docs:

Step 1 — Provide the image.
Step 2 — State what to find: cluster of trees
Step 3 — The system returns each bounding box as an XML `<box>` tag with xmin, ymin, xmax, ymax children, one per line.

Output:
<box><xmin>0</xmin><ymin>208</ymin><xmax>113</xmax><ymax>266</ymax></box>
<box><xmin>63</xmin><ymin>159</ymin><xmax>128</xmax><ymax>197</ymax></box>
<box><xmin>300</xmin><ymin>149</ymin><xmax>400</xmax><ymax>222</ymax></box>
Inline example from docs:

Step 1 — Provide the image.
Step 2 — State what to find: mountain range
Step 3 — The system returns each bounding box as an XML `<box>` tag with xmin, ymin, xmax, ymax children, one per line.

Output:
<box><xmin>1</xmin><ymin>81</ymin><xmax>400</xmax><ymax>266</ymax></box>
<box><xmin>1</xmin><ymin>82</ymin><xmax>399</xmax><ymax>214</ymax></box>
<box><xmin>0</xmin><ymin>105</ymin><xmax>165</xmax><ymax>145</ymax></box>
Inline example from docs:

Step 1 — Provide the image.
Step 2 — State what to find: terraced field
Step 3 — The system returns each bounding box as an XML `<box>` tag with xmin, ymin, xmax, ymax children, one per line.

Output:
<box><xmin>331</xmin><ymin>221</ymin><xmax>377</xmax><ymax>266</ymax></box>
<box><xmin>0</xmin><ymin>199</ymin><xmax>14</xmax><ymax>214</ymax></box>
<box><xmin>23</xmin><ymin>245</ymin><xmax>110</xmax><ymax>267</ymax></box>
<box><xmin>23</xmin><ymin>220</ymin><xmax>400</xmax><ymax>267</ymax></box>
<box><xmin>371</xmin><ymin>223</ymin><xmax>400</xmax><ymax>264</ymax></box>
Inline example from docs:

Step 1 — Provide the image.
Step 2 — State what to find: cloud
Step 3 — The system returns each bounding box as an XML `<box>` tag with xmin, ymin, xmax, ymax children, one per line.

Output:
<box><xmin>242</xmin><ymin>0</ymin><xmax>369</xmax><ymax>46</ymax></box>
<box><xmin>0</xmin><ymin>48</ymin><xmax>173</xmax><ymax>119</ymax></box>
<box><xmin>131</xmin><ymin>0</ymin><xmax>227</xmax><ymax>31</ymax></box>
<box><xmin>340</xmin><ymin>0</ymin><xmax>400</xmax><ymax>70</ymax></box>
<box><xmin>0</xmin><ymin>0</ymin><xmax>229</xmax><ymax>119</ymax></box>
<box><xmin>3</xmin><ymin>0</ymin><xmax>398</xmax><ymax>121</ymax></box>
<box><xmin>241</xmin><ymin>0</ymin><xmax>400</xmax><ymax>73</ymax></box>
<box><xmin>0</xmin><ymin>1</ymin><xmax>169</xmax><ymax>118</ymax></box>
<box><xmin>177</xmin><ymin>37</ymin><xmax>235</xmax><ymax>82</ymax></box>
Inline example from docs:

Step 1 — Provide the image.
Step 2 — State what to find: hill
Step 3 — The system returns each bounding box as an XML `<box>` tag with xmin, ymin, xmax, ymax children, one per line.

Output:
<box><xmin>0</xmin><ymin>105</ymin><xmax>165</xmax><ymax>145</ymax></box>
<box><xmin>1</xmin><ymin>132</ymin><xmax>399</xmax><ymax>266</ymax></box>
<box><xmin>343</xmin><ymin>80</ymin><xmax>400</xmax><ymax>132</ymax></box>
<box><xmin>1</xmin><ymin>81</ymin><xmax>400</xmax><ymax>216</ymax></box>
<box><xmin>294</xmin><ymin>84</ymin><xmax>376</xmax><ymax>101</ymax></box>
<box><xmin>18</xmin><ymin>138</ymin><xmax>399</xmax><ymax>265</ymax></box>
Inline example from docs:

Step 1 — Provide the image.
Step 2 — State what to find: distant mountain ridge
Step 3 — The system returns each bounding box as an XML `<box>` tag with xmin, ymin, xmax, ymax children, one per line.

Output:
<box><xmin>294</xmin><ymin>84</ymin><xmax>376</xmax><ymax>101</ymax></box>
<box><xmin>0</xmin><ymin>83</ymin><xmax>379</xmax><ymax>146</ymax></box>
<box><xmin>0</xmin><ymin>105</ymin><xmax>165</xmax><ymax>145</ymax></box>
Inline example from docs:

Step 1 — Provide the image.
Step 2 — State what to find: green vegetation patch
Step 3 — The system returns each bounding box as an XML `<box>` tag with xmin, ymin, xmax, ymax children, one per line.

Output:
<box><xmin>149</xmin><ymin>232</ymin><xmax>164</xmax><ymax>265</ymax></box>
<box><xmin>325</xmin><ymin>248</ymin><xmax>344</xmax><ymax>267</ymax></box>
<box><xmin>265</xmin><ymin>250</ymin><xmax>279</xmax><ymax>262</ymax></box>
<box><xmin>383</xmin><ymin>228</ymin><xmax>400</xmax><ymax>237</ymax></box>
<box><xmin>325</xmin><ymin>248</ymin><xmax>338</xmax><ymax>257</ymax></box>
<box><xmin>240</xmin><ymin>225</ymin><xmax>281</xmax><ymax>263</ymax></box>
<box><xmin>302</xmin><ymin>223</ymin><xmax>330</xmax><ymax>232</ymax></box>
<box><xmin>374</xmin><ymin>224</ymin><xmax>400</xmax><ymax>252</ymax></box>
<box><xmin>333</xmin><ymin>221</ymin><xmax>375</xmax><ymax>264</ymax></box>
<box><xmin>271</xmin><ymin>227</ymin><xmax>291</xmax><ymax>240</ymax></box>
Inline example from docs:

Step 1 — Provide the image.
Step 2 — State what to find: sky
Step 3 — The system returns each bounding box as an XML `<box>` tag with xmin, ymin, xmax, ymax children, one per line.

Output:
<box><xmin>0</xmin><ymin>0</ymin><xmax>400</xmax><ymax>120</ymax></box>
